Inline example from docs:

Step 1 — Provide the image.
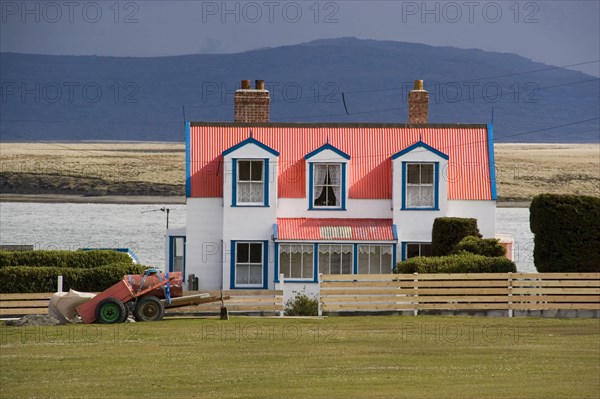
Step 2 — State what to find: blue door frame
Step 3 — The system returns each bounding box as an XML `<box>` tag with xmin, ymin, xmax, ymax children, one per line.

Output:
<box><xmin>169</xmin><ymin>236</ymin><xmax>186</xmax><ymax>282</ymax></box>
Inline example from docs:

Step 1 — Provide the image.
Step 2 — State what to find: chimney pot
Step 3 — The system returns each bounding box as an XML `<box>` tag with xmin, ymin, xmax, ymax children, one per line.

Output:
<box><xmin>255</xmin><ymin>80</ymin><xmax>265</xmax><ymax>90</ymax></box>
<box><xmin>408</xmin><ymin>79</ymin><xmax>428</xmax><ymax>124</ymax></box>
<box><xmin>241</xmin><ymin>80</ymin><xmax>251</xmax><ymax>90</ymax></box>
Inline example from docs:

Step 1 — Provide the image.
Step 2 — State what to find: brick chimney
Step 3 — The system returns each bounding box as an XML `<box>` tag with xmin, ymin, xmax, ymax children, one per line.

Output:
<box><xmin>234</xmin><ymin>79</ymin><xmax>270</xmax><ymax>123</ymax></box>
<box><xmin>408</xmin><ymin>80</ymin><xmax>428</xmax><ymax>124</ymax></box>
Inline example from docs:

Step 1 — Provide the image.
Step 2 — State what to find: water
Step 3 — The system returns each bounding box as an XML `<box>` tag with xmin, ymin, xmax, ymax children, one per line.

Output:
<box><xmin>0</xmin><ymin>203</ymin><xmax>535</xmax><ymax>272</ymax></box>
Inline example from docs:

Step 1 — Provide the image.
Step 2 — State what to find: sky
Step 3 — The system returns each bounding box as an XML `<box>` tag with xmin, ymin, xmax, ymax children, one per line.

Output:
<box><xmin>1</xmin><ymin>0</ymin><xmax>599</xmax><ymax>76</ymax></box>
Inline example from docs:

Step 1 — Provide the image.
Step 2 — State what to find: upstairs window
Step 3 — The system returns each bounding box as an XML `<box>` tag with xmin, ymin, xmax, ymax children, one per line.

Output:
<box><xmin>237</xmin><ymin>160</ymin><xmax>264</xmax><ymax>205</ymax></box>
<box><xmin>313</xmin><ymin>163</ymin><xmax>342</xmax><ymax>208</ymax></box>
<box><xmin>405</xmin><ymin>163</ymin><xmax>435</xmax><ymax>208</ymax></box>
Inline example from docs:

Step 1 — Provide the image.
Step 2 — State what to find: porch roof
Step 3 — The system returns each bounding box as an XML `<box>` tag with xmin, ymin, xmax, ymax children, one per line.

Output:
<box><xmin>275</xmin><ymin>218</ymin><xmax>396</xmax><ymax>242</ymax></box>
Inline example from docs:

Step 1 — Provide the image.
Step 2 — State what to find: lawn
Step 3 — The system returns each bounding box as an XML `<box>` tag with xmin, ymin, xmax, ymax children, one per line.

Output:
<box><xmin>1</xmin><ymin>316</ymin><xmax>599</xmax><ymax>399</ymax></box>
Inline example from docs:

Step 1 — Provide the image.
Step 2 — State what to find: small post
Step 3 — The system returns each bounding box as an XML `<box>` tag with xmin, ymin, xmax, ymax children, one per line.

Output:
<box><xmin>413</xmin><ymin>272</ymin><xmax>419</xmax><ymax>316</ymax></box>
<box><xmin>57</xmin><ymin>275</ymin><xmax>63</xmax><ymax>293</ymax></box>
<box><xmin>508</xmin><ymin>272</ymin><xmax>513</xmax><ymax>318</ymax></box>
<box><xmin>277</xmin><ymin>273</ymin><xmax>285</xmax><ymax>317</ymax></box>
<box><xmin>318</xmin><ymin>273</ymin><xmax>323</xmax><ymax>316</ymax></box>
<box><xmin>219</xmin><ymin>290</ymin><xmax>229</xmax><ymax>320</ymax></box>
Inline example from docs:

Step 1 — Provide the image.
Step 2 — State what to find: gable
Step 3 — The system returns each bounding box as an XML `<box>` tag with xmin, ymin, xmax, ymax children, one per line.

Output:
<box><xmin>188</xmin><ymin>124</ymin><xmax>493</xmax><ymax>200</ymax></box>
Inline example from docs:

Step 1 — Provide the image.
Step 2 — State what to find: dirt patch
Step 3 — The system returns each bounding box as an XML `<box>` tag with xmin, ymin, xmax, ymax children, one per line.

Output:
<box><xmin>3</xmin><ymin>314</ymin><xmax>62</xmax><ymax>327</ymax></box>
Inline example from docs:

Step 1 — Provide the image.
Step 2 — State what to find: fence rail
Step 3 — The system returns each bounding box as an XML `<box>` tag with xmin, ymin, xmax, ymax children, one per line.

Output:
<box><xmin>0</xmin><ymin>290</ymin><xmax>284</xmax><ymax>318</ymax></box>
<box><xmin>319</xmin><ymin>273</ymin><xmax>600</xmax><ymax>316</ymax></box>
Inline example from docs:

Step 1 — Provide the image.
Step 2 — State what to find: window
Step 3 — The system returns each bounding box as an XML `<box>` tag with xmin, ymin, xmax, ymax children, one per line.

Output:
<box><xmin>406</xmin><ymin>163</ymin><xmax>435</xmax><ymax>208</ymax></box>
<box><xmin>279</xmin><ymin>244</ymin><xmax>314</xmax><ymax>280</ymax></box>
<box><xmin>237</xmin><ymin>160</ymin><xmax>264</xmax><ymax>204</ymax></box>
<box><xmin>313</xmin><ymin>163</ymin><xmax>342</xmax><ymax>208</ymax></box>
<box><xmin>405</xmin><ymin>243</ymin><xmax>433</xmax><ymax>259</ymax></box>
<box><xmin>170</xmin><ymin>237</ymin><xmax>185</xmax><ymax>274</ymax></box>
<box><xmin>358</xmin><ymin>245</ymin><xmax>393</xmax><ymax>274</ymax></box>
<box><xmin>235</xmin><ymin>242</ymin><xmax>264</xmax><ymax>286</ymax></box>
<box><xmin>318</xmin><ymin>244</ymin><xmax>353</xmax><ymax>274</ymax></box>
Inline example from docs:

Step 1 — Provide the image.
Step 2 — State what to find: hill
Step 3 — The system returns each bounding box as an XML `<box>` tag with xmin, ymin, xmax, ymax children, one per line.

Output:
<box><xmin>1</xmin><ymin>37</ymin><xmax>598</xmax><ymax>142</ymax></box>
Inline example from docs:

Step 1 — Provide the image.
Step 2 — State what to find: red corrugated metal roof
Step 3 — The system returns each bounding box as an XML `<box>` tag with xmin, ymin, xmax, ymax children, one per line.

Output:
<box><xmin>189</xmin><ymin>124</ymin><xmax>492</xmax><ymax>200</ymax></box>
<box><xmin>277</xmin><ymin>218</ymin><xmax>395</xmax><ymax>241</ymax></box>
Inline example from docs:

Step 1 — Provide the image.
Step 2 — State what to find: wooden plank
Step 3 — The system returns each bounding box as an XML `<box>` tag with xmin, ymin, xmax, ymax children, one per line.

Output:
<box><xmin>512</xmin><ymin>288</ymin><xmax>600</xmax><ymax>295</ymax></box>
<box><xmin>417</xmin><ymin>288</ymin><xmax>510</xmax><ymax>295</ymax></box>
<box><xmin>412</xmin><ymin>280</ymin><xmax>509</xmax><ymax>288</ymax></box>
<box><xmin>415</xmin><ymin>296</ymin><xmax>510</xmax><ymax>303</ymax></box>
<box><xmin>0</xmin><ymin>300</ymin><xmax>50</xmax><ymax>308</ymax></box>
<box><xmin>0</xmin><ymin>308</ymin><xmax>48</xmax><ymax>316</ymax></box>
<box><xmin>321</xmin><ymin>296</ymin><xmax>403</xmax><ymax>304</ymax></box>
<box><xmin>511</xmin><ymin>303</ymin><xmax>600</xmax><ymax>310</ymax></box>
<box><xmin>321</xmin><ymin>274</ymin><xmax>396</xmax><ymax>282</ymax></box>
<box><xmin>321</xmin><ymin>288</ymin><xmax>405</xmax><ymax>296</ymax></box>
<box><xmin>0</xmin><ymin>293</ymin><xmax>54</xmax><ymax>300</ymax></box>
<box><xmin>512</xmin><ymin>280</ymin><xmax>600</xmax><ymax>287</ymax></box>
<box><xmin>322</xmin><ymin>303</ymin><xmax>412</xmax><ymax>312</ymax></box>
<box><xmin>513</xmin><ymin>273</ymin><xmax>600</xmax><ymax>280</ymax></box>
<box><xmin>321</xmin><ymin>281</ymin><xmax>400</xmax><ymax>288</ymax></box>
<box><xmin>417</xmin><ymin>303</ymin><xmax>509</xmax><ymax>310</ymax></box>
<box><xmin>512</xmin><ymin>295</ymin><xmax>600</xmax><ymax>303</ymax></box>
<box><xmin>399</xmin><ymin>273</ymin><xmax>511</xmax><ymax>280</ymax></box>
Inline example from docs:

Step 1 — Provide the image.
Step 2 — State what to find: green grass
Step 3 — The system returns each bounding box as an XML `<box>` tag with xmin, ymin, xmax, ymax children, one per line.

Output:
<box><xmin>1</xmin><ymin>316</ymin><xmax>599</xmax><ymax>399</ymax></box>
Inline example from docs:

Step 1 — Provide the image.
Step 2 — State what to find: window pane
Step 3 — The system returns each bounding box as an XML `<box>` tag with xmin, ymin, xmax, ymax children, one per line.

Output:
<box><xmin>407</xmin><ymin>164</ymin><xmax>420</xmax><ymax>184</ymax></box>
<box><xmin>238</xmin><ymin>182</ymin><xmax>251</xmax><ymax>203</ymax></box>
<box><xmin>331</xmin><ymin>185</ymin><xmax>341</xmax><ymax>207</ymax></box>
<box><xmin>358</xmin><ymin>246</ymin><xmax>370</xmax><ymax>274</ymax></box>
<box><xmin>280</xmin><ymin>250</ymin><xmax>291</xmax><ymax>277</ymax></box>
<box><xmin>250</xmin><ymin>183</ymin><xmax>264</xmax><ymax>203</ymax></box>
<box><xmin>318</xmin><ymin>250</ymin><xmax>330</xmax><ymax>274</ymax></box>
<box><xmin>249</xmin><ymin>243</ymin><xmax>262</xmax><ymax>263</ymax></box>
<box><xmin>341</xmin><ymin>253</ymin><xmax>352</xmax><ymax>273</ymax></box>
<box><xmin>381</xmin><ymin>250</ymin><xmax>392</xmax><ymax>273</ymax></box>
<box><xmin>421</xmin><ymin>164</ymin><xmax>434</xmax><ymax>184</ymax></box>
<box><xmin>238</xmin><ymin>161</ymin><xmax>250</xmax><ymax>181</ymax></box>
<box><xmin>249</xmin><ymin>264</ymin><xmax>262</xmax><ymax>285</ymax></box>
<box><xmin>237</xmin><ymin>243</ymin><xmax>249</xmax><ymax>263</ymax></box>
<box><xmin>236</xmin><ymin>265</ymin><xmax>248</xmax><ymax>285</ymax></box>
<box><xmin>420</xmin><ymin>244</ymin><xmax>433</xmax><ymax>257</ymax></box>
<box><xmin>302</xmin><ymin>250</ymin><xmax>313</xmax><ymax>279</ymax></box>
<box><xmin>289</xmin><ymin>252</ymin><xmax>302</xmax><ymax>278</ymax></box>
<box><xmin>406</xmin><ymin>244</ymin><xmax>420</xmax><ymax>259</ymax></box>
<box><xmin>250</xmin><ymin>161</ymin><xmax>263</xmax><ymax>181</ymax></box>
<box><xmin>420</xmin><ymin>186</ymin><xmax>434</xmax><ymax>207</ymax></box>
<box><xmin>330</xmin><ymin>252</ymin><xmax>341</xmax><ymax>274</ymax></box>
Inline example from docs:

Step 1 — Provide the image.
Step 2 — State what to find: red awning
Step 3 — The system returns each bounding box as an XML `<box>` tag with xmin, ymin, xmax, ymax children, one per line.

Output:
<box><xmin>276</xmin><ymin>218</ymin><xmax>396</xmax><ymax>241</ymax></box>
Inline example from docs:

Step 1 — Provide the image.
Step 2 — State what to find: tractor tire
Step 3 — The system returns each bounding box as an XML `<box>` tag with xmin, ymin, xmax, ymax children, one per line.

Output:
<box><xmin>133</xmin><ymin>296</ymin><xmax>164</xmax><ymax>322</ymax></box>
<box><xmin>96</xmin><ymin>298</ymin><xmax>126</xmax><ymax>324</ymax></box>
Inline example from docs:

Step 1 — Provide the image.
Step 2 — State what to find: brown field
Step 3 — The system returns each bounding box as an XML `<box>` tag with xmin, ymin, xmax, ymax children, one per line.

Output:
<box><xmin>0</xmin><ymin>142</ymin><xmax>598</xmax><ymax>203</ymax></box>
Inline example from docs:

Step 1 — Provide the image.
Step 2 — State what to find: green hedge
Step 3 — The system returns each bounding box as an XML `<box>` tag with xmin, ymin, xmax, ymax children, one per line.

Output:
<box><xmin>451</xmin><ymin>236</ymin><xmax>505</xmax><ymax>257</ymax></box>
<box><xmin>432</xmin><ymin>218</ymin><xmax>481</xmax><ymax>256</ymax></box>
<box><xmin>530</xmin><ymin>194</ymin><xmax>600</xmax><ymax>272</ymax></box>
<box><xmin>396</xmin><ymin>253</ymin><xmax>516</xmax><ymax>274</ymax></box>
<box><xmin>0</xmin><ymin>263</ymin><xmax>147</xmax><ymax>293</ymax></box>
<box><xmin>0</xmin><ymin>250</ymin><xmax>133</xmax><ymax>269</ymax></box>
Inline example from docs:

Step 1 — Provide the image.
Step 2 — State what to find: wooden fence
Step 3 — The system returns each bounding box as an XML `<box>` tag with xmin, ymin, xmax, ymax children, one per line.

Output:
<box><xmin>320</xmin><ymin>273</ymin><xmax>600</xmax><ymax>316</ymax></box>
<box><xmin>0</xmin><ymin>290</ymin><xmax>284</xmax><ymax>318</ymax></box>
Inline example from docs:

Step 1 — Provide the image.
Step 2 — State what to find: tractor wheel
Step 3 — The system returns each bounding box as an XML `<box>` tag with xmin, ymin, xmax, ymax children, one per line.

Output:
<box><xmin>133</xmin><ymin>296</ymin><xmax>164</xmax><ymax>322</ymax></box>
<box><xmin>96</xmin><ymin>298</ymin><xmax>126</xmax><ymax>324</ymax></box>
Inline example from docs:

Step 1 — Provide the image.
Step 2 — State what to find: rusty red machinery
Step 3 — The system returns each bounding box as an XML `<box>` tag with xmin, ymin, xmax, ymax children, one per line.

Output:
<box><xmin>75</xmin><ymin>270</ymin><xmax>228</xmax><ymax>324</ymax></box>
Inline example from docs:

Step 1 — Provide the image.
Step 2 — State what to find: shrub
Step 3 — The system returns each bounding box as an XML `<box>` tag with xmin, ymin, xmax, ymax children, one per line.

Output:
<box><xmin>0</xmin><ymin>263</ymin><xmax>147</xmax><ymax>293</ymax></box>
<box><xmin>396</xmin><ymin>253</ymin><xmax>516</xmax><ymax>274</ymax></box>
<box><xmin>432</xmin><ymin>218</ymin><xmax>481</xmax><ymax>256</ymax></box>
<box><xmin>530</xmin><ymin>194</ymin><xmax>600</xmax><ymax>272</ymax></box>
<box><xmin>0</xmin><ymin>250</ymin><xmax>133</xmax><ymax>269</ymax></box>
<box><xmin>285</xmin><ymin>293</ymin><xmax>318</xmax><ymax>316</ymax></box>
<box><xmin>451</xmin><ymin>236</ymin><xmax>505</xmax><ymax>257</ymax></box>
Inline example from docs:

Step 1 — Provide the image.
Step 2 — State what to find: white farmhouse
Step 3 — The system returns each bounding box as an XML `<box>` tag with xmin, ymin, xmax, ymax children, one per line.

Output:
<box><xmin>166</xmin><ymin>79</ymin><xmax>497</xmax><ymax>295</ymax></box>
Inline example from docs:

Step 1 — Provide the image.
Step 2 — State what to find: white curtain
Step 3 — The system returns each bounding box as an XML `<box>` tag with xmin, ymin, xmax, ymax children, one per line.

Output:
<box><xmin>281</xmin><ymin>244</ymin><xmax>313</xmax><ymax>254</ymax></box>
<box><xmin>407</xmin><ymin>186</ymin><xmax>434</xmax><ymax>207</ymax></box>
<box><xmin>238</xmin><ymin>182</ymin><xmax>252</xmax><ymax>203</ymax></box>
<box><xmin>314</xmin><ymin>164</ymin><xmax>328</xmax><ymax>200</ymax></box>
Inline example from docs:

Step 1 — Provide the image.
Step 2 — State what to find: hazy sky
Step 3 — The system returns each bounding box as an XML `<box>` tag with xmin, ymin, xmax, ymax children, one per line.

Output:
<box><xmin>1</xmin><ymin>0</ymin><xmax>599</xmax><ymax>76</ymax></box>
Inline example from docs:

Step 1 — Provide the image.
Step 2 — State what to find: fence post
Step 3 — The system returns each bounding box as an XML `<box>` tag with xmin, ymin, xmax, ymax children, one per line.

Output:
<box><xmin>508</xmin><ymin>272</ymin><xmax>513</xmax><ymax>318</ymax></box>
<box><xmin>57</xmin><ymin>275</ymin><xmax>63</xmax><ymax>293</ymax></box>
<box><xmin>318</xmin><ymin>273</ymin><xmax>323</xmax><ymax>316</ymax></box>
<box><xmin>278</xmin><ymin>274</ymin><xmax>285</xmax><ymax>317</ymax></box>
<box><xmin>413</xmin><ymin>272</ymin><xmax>419</xmax><ymax>316</ymax></box>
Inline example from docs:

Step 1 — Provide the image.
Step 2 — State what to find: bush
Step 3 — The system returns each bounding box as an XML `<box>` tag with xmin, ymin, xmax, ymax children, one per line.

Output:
<box><xmin>432</xmin><ymin>218</ymin><xmax>481</xmax><ymax>256</ymax></box>
<box><xmin>0</xmin><ymin>263</ymin><xmax>147</xmax><ymax>293</ymax></box>
<box><xmin>396</xmin><ymin>253</ymin><xmax>516</xmax><ymax>274</ymax></box>
<box><xmin>0</xmin><ymin>250</ymin><xmax>133</xmax><ymax>269</ymax></box>
<box><xmin>530</xmin><ymin>194</ymin><xmax>600</xmax><ymax>272</ymax></box>
<box><xmin>285</xmin><ymin>293</ymin><xmax>318</xmax><ymax>316</ymax></box>
<box><xmin>451</xmin><ymin>236</ymin><xmax>505</xmax><ymax>257</ymax></box>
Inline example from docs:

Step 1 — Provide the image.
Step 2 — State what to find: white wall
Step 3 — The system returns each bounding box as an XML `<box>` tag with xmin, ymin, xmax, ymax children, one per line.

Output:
<box><xmin>447</xmin><ymin>200</ymin><xmax>496</xmax><ymax>238</ymax></box>
<box><xmin>277</xmin><ymin>198</ymin><xmax>392</xmax><ymax>218</ymax></box>
<box><xmin>186</xmin><ymin>198</ymin><xmax>223</xmax><ymax>290</ymax></box>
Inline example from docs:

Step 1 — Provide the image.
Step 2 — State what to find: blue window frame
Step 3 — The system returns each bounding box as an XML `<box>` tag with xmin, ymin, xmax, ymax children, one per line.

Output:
<box><xmin>230</xmin><ymin>240</ymin><xmax>268</xmax><ymax>289</ymax></box>
<box><xmin>168</xmin><ymin>236</ymin><xmax>186</xmax><ymax>282</ymax></box>
<box><xmin>401</xmin><ymin>162</ymin><xmax>440</xmax><ymax>210</ymax></box>
<box><xmin>232</xmin><ymin>158</ymin><xmax>269</xmax><ymax>207</ymax></box>
<box><xmin>308</xmin><ymin>162</ymin><xmax>347</xmax><ymax>210</ymax></box>
<box><xmin>401</xmin><ymin>242</ymin><xmax>433</xmax><ymax>261</ymax></box>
